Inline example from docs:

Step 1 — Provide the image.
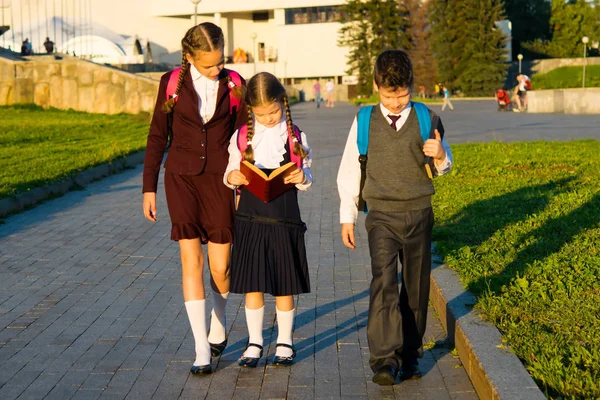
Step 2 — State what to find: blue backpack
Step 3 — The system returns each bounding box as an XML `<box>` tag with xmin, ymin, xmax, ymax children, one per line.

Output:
<box><xmin>356</xmin><ymin>101</ymin><xmax>436</xmax><ymax>213</ymax></box>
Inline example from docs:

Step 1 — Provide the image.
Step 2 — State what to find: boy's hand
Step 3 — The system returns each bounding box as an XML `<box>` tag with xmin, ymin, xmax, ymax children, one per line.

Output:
<box><xmin>143</xmin><ymin>192</ymin><xmax>157</xmax><ymax>222</ymax></box>
<box><xmin>341</xmin><ymin>223</ymin><xmax>356</xmax><ymax>249</ymax></box>
<box><xmin>284</xmin><ymin>169</ymin><xmax>305</xmax><ymax>184</ymax></box>
<box><xmin>423</xmin><ymin>129</ymin><xmax>446</xmax><ymax>164</ymax></box>
<box><xmin>228</xmin><ymin>170</ymin><xmax>249</xmax><ymax>186</ymax></box>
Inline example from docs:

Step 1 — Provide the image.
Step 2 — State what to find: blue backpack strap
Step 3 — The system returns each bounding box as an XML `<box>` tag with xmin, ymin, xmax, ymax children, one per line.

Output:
<box><xmin>356</xmin><ymin>106</ymin><xmax>374</xmax><ymax>155</ymax></box>
<box><xmin>412</xmin><ymin>101</ymin><xmax>432</xmax><ymax>143</ymax></box>
<box><xmin>356</xmin><ymin>106</ymin><xmax>374</xmax><ymax>213</ymax></box>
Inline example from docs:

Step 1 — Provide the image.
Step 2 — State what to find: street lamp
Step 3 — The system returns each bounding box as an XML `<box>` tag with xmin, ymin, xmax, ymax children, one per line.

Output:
<box><xmin>250</xmin><ymin>32</ymin><xmax>257</xmax><ymax>75</ymax></box>
<box><xmin>582</xmin><ymin>36</ymin><xmax>589</xmax><ymax>89</ymax></box>
<box><xmin>517</xmin><ymin>53</ymin><xmax>523</xmax><ymax>74</ymax></box>
<box><xmin>190</xmin><ymin>0</ymin><xmax>201</xmax><ymax>26</ymax></box>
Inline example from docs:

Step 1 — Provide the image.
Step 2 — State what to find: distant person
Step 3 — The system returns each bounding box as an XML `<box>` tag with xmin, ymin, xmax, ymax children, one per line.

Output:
<box><xmin>513</xmin><ymin>73</ymin><xmax>528</xmax><ymax>112</ymax></box>
<box><xmin>441</xmin><ymin>84</ymin><xmax>454</xmax><ymax>111</ymax></box>
<box><xmin>326</xmin><ymin>79</ymin><xmax>335</xmax><ymax>107</ymax></box>
<box><xmin>418</xmin><ymin>85</ymin><xmax>426</xmax><ymax>99</ymax></box>
<box><xmin>21</xmin><ymin>38</ymin><xmax>32</xmax><ymax>55</ymax></box>
<box><xmin>436</xmin><ymin>83</ymin><xmax>444</xmax><ymax>98</ymax></box>
<box><xmin>43</xmin><ymin>37</ymin><xmax>54</xmax><ymax>53</ymax></box>
<box><xmin>495</xmin><ymin>88</ymin><xmax>511</xmax><ymax>112</ymax></box>
<box><xmin>313</xmin><ymin>79</ymin><xmax>321</xmax><ymax>109</ymax></box>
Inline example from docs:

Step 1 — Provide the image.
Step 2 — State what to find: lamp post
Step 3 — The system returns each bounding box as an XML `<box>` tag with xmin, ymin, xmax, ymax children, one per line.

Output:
<box><xmin>517</xmin><ymin>53</ymin><xmax>523</xmax><ymax>74</ymax></box>
<box><xmin>582</xmin><ymin>36</ymin><xmax>589</xmax><ymax>89</ymax></box>
<box><xmin>190</xmin><ymin>0</ymin><xmax>200</xmax><ymax>26</ymax></box>
<box><xmin>250</xmin><ymin>32</ymin><xmax>257</xmax><ymax>75</ymax></box>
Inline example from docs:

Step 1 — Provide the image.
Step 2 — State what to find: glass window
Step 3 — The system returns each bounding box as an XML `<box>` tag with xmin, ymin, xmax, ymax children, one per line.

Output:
<box><xmin>285</xmin><ymin>6</ymin><xmax>343</xmax><ymax>25</ymax></box>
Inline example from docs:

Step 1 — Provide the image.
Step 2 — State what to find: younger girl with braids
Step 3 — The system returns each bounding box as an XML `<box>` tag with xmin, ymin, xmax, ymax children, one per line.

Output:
<box><xmin>142</xmin><ymin>22</ymin><xmax>246</xmax><ymax>375</ymax></box>
<box><xmin>224</xmin><ymin>72</ymin><xmax>312</xmax><ymax>367</ymax></box>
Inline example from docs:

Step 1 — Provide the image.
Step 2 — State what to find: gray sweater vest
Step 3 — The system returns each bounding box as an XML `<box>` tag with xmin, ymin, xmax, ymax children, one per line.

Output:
<box><xmin>362</xmin><ymin>107</ymin><xmax>435</xmax><ymax>212</ymax></box>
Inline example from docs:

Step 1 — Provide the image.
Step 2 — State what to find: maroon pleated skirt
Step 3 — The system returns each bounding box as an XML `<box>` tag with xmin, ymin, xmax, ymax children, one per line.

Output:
<box><xmin>164</xmin><ymin>171</ymin><xmax>235</xmax><ymax>243</ymax></box>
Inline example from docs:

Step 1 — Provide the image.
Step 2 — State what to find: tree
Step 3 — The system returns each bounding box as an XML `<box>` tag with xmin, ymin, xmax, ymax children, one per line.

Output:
<box><xmin>339</xmin><ymin>0</ymin><xmax>411</xmax><ymax>96</ymax></box>
<box><xmin>406</xmin><ymin>0</ymin><xmax>439</xmax><ymax>96</ymax></box>
<box><xmin>431</xmin><ymin>0</ymin><xmax>508</xmax><ymax>96</ymax></box>
<box><xmin>521</xmin><ymin>0</ymin><xmax>600</xmax><ymax>58</ymax></box>
<box><xmin>503</xmin><ymin>0</ymin><xmax>552</xmax><ymax>57</ymax></box>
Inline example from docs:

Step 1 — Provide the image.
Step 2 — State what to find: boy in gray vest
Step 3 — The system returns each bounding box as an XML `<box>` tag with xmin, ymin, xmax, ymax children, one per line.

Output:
<box><xmin>337</xmin><ymin>50</ymin><xmax>453</xmax><ymax>385</ymax></box>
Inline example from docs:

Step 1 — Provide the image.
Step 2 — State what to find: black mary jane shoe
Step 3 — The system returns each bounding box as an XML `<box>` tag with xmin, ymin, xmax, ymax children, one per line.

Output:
<box><xmin>209</xmin><ymin>337</ymin><xmax>228</xmax><ymax>357</ymax></box>
<box><xmin>238</xmin><ymin>343</ymin><xmax>263</xmax><ymax>368</ymax></box>
<box><xmin>272</xmin><ymin>343</ymin><xmax>297</xmax><ymax>366</ymax></box>
<box><xmin>190</xmin><ymin>364</ymin><xmax>212</xmax><ymax>375</ymax></box>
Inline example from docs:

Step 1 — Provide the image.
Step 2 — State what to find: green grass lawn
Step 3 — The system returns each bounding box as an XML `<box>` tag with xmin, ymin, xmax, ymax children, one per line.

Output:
<box><xmin>532</xmin><ymin>65</ymin><xmax>600</xmax><ymax>90</ymax></box>
<box><xmin>433</xmin><ymin>140</ymin><xmax>600</xmax><ymax>399</ymax></box>
<box><xmin>0</xmin><ymin>105</ymin><xmax>150</xmax><ymax>199</ymax></box>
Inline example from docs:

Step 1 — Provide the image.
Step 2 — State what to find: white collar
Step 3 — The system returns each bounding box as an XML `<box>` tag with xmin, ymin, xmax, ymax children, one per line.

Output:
<box><xmin>379</xmin><ymin>102</ymin><xmax>413</xmax><ymax>119</ymax></box>
<box><xmin>250</xmin><ymin>118</ymin><xmax>289</xmax><ymax>168</ymax></box>
<box><xmin>190</xmin><ymin>64</ymin><xmax>219</xmax><ymax>84</ymax></box>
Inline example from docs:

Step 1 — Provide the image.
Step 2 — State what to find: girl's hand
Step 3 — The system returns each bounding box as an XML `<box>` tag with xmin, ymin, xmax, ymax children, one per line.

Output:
<box><xmin>228</xmin><ymin>170</ymin><xmax>249</xmax><ymax>186</ymax></box>
<box><xmin>423</xmin><ymin>129</ymin><xmax>446</xmax><ymax>163</ymax></box>
<box><xmin>143</xmin><ymin>192</ymin><xmax>157</xmax><ymax>222</ymax></box>
<box><xmin>284</xmin><ymin>169</ymin><xmax>305</xmax><ymax>184</ymax></box>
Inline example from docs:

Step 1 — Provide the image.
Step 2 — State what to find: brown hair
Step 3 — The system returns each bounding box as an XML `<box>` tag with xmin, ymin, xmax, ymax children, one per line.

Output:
<box><xmin>243</xmin><ymin>72</ymin><xmax>307</xmax><ymax>164</ymax></box>
<box><xmin>373</xmin><ymin>49</ymin><xmax>414</xmax><ymax>91</ymax></box>
<box><xmin>163</xmin><ymin>22</ymin><xmax>243</xmax><ymax>112</ymax></box>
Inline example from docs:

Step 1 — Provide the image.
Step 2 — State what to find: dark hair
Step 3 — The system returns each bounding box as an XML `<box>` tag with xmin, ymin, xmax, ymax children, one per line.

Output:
<box><xmin>163</xmin><ymin>23</ymin><xmax>242</xmax><ymax>113</ymax></box>
<box><xmin>243</xmin><ymin>72</ymin><xmax>307</xmax><ymax>164</ymax></box>
<box><xmin>373</xmin><ymin>50</ymin><xmax>414</xmax><ymax>91</ymax></box>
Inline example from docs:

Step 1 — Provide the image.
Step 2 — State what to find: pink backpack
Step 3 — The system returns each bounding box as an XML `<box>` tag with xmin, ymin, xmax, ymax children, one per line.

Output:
<box><xmin>165</xmin><ymin>67</ymin><xmax>243</xmax><ymax>115</ymax></box>
<box><xmin>237</xmin><ymin>124</ymin><xmax>303</xmax><ymax>169</ymax></box>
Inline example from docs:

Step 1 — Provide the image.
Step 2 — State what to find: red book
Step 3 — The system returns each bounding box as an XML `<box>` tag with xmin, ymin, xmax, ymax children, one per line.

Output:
<box><xmin>239</xmin><ymin>160</ymin><xmax>297</xmax><ymax>202</ymax></box>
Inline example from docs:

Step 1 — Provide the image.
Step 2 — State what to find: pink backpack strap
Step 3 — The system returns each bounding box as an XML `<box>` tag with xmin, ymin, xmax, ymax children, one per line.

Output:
<box><xmin>227</xmin><ymin>70</ymin><xmax>243</xmax><ymax>115</ymax></box>
<box><xmin>237</xmin><ymin>124</ymin><xmax>248</xmax><ymax>161</ymax></box>
<box><xmin>165</xmin><ymin>67</ymin><xmax>182</xmax><ymax>102</ymax></box>
<box><xmin>288</xmin><ymin>125</ymin><xmax>303</xmax><ymax>169</ymax></box>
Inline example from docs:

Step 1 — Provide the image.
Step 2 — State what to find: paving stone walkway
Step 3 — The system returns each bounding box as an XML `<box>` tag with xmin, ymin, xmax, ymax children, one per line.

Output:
<box><xmin>0</xmin><ymin>102</ymin><xmax>478</xmax><ymax>399</ymax></box>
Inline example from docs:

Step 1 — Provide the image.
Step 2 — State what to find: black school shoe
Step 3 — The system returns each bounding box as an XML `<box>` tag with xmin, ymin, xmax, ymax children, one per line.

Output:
<box><xmin>209</xmin><ymin>337</ymin><xmax>228</xmax><ymax>357</ymax></box>
<box><xmin>372</xmin><ymin>364</ymin><xmax>397</xmax><ymax>386</ymax></box>
<box><xmin>238</xmin><ymin>343</ymin><xmax>263</xmax><ymax>368</ymax></box>
<box><xmin>272</xmin><ymin>343</ymin><xmax>297</xmax><ymax>366</ymax></box>
<box><xmin>399</xmin><ymin>359</ymin><xmax>422</xmax><ymax>380</ymax></box>
<box><xmin>190</xmin><ymin>364</ymin><xmax>212</xmax><ymax>375</ymax></box>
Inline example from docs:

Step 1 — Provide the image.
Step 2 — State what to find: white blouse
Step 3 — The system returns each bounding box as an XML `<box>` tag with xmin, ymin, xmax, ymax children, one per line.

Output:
<box><xmin>224</xmin><ymin>118</ymin><xmax>313</xmax><ymax>191</ymax></box>
<box><xmin>190</xmin><ymin>64</ymin><xmax>219</xmax><ymax>123</ymax></box>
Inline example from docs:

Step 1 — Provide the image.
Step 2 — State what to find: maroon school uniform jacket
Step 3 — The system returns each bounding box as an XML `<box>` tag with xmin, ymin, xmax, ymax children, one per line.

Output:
<box><xmin>142</xmin><ymin>68</ymin><xmax>247</xmax><ymax>193</ymax></box>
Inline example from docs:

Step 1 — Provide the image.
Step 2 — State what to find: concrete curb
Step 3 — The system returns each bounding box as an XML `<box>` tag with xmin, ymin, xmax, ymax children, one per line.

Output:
<box><xmin>429</xmin><ymin>245</ymin><xmax>546</xmax><ymax>400</ymax></box>
<box><xmin>0</xmin><ymin>151</ymin><xmax>145</xmax><ymax>218</ymax></box>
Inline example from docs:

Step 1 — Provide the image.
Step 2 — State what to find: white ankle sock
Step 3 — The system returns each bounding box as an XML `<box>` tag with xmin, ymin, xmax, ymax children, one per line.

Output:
<box><xmin>276</xmin><ymin>308</ymin><xmax>295</xmax><ymax>357</ymax></box>
<box><xmin>207</xmin><ymin>291</ymin><xmax>229</xmax><ymax>344</ymax></box>
<box><xmin>243</xmin><ymin>306</ymin><xmax>264</xmax><ymax>358</ymax></box>
<box><xmin>184</xmin><ymin>300</ymin><xmax>211</xmax><ymax>366</ymax></box>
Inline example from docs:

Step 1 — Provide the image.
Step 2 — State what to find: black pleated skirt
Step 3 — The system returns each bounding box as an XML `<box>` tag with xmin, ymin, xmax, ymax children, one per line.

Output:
<box><xmin>230</xmin><ymin>169</ymin><xmax>310</xmax><ymax>297</ymax></box>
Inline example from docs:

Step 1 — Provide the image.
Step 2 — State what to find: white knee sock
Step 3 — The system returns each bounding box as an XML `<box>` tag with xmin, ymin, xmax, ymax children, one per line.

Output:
<box><xmin>276</xmin><ymin>308</ymin><xmax>295</xmax><ymax>357</ymax></box>
<box><xmin>184</xmin><ymin>300</ymin><xmax>211</xmax><ymax>366</ymax></box>
<box><xmin>207</xmin><ymin>291</ymin><xmax>229</xmax><ymax>344</ymax></box>
<box><xmin>243</xmin><ymin>306</ymin><xmax>264</xmax><ymax>358</ymax></box>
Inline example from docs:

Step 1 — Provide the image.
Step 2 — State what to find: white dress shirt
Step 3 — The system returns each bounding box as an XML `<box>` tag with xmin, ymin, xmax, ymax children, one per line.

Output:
<box><xmin>224</xmin><ymin>117</ymin><xmax>313</xmax><ymax>191</ymax></box>
<box><xmin>336</xmin><ymin>103</ymin><xmax>453</xmax><ymax>224</ymax></box>
<box><xmin>190</xmin><ymin>64</ymin><xmax>219</xmax><ymax>123</ymax></box>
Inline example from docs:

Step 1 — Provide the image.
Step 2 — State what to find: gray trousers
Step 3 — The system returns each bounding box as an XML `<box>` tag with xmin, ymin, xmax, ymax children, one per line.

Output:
<box><xmin>365</xmin><ymin>208</ymin><xmax>433</xmax><ymax>372</ymax></box>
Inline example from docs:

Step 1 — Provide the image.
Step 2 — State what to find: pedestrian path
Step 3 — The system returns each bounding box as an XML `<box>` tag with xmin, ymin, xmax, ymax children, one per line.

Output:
<box><xmin>0</xmin><ymin>102</ymin><xmax>477</xmax><ymax>399</ymax></box>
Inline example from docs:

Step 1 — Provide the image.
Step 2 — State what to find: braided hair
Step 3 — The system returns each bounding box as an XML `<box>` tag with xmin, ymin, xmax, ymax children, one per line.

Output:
<box><xmin>244</xmin><ymin>72</ymin><xmax>307</xmax><ymax>164</ymax></box>
<box><xmin>163</xmin><ymin>22</ymin><xmax>228</xmax><ymax>113</ymax></box>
